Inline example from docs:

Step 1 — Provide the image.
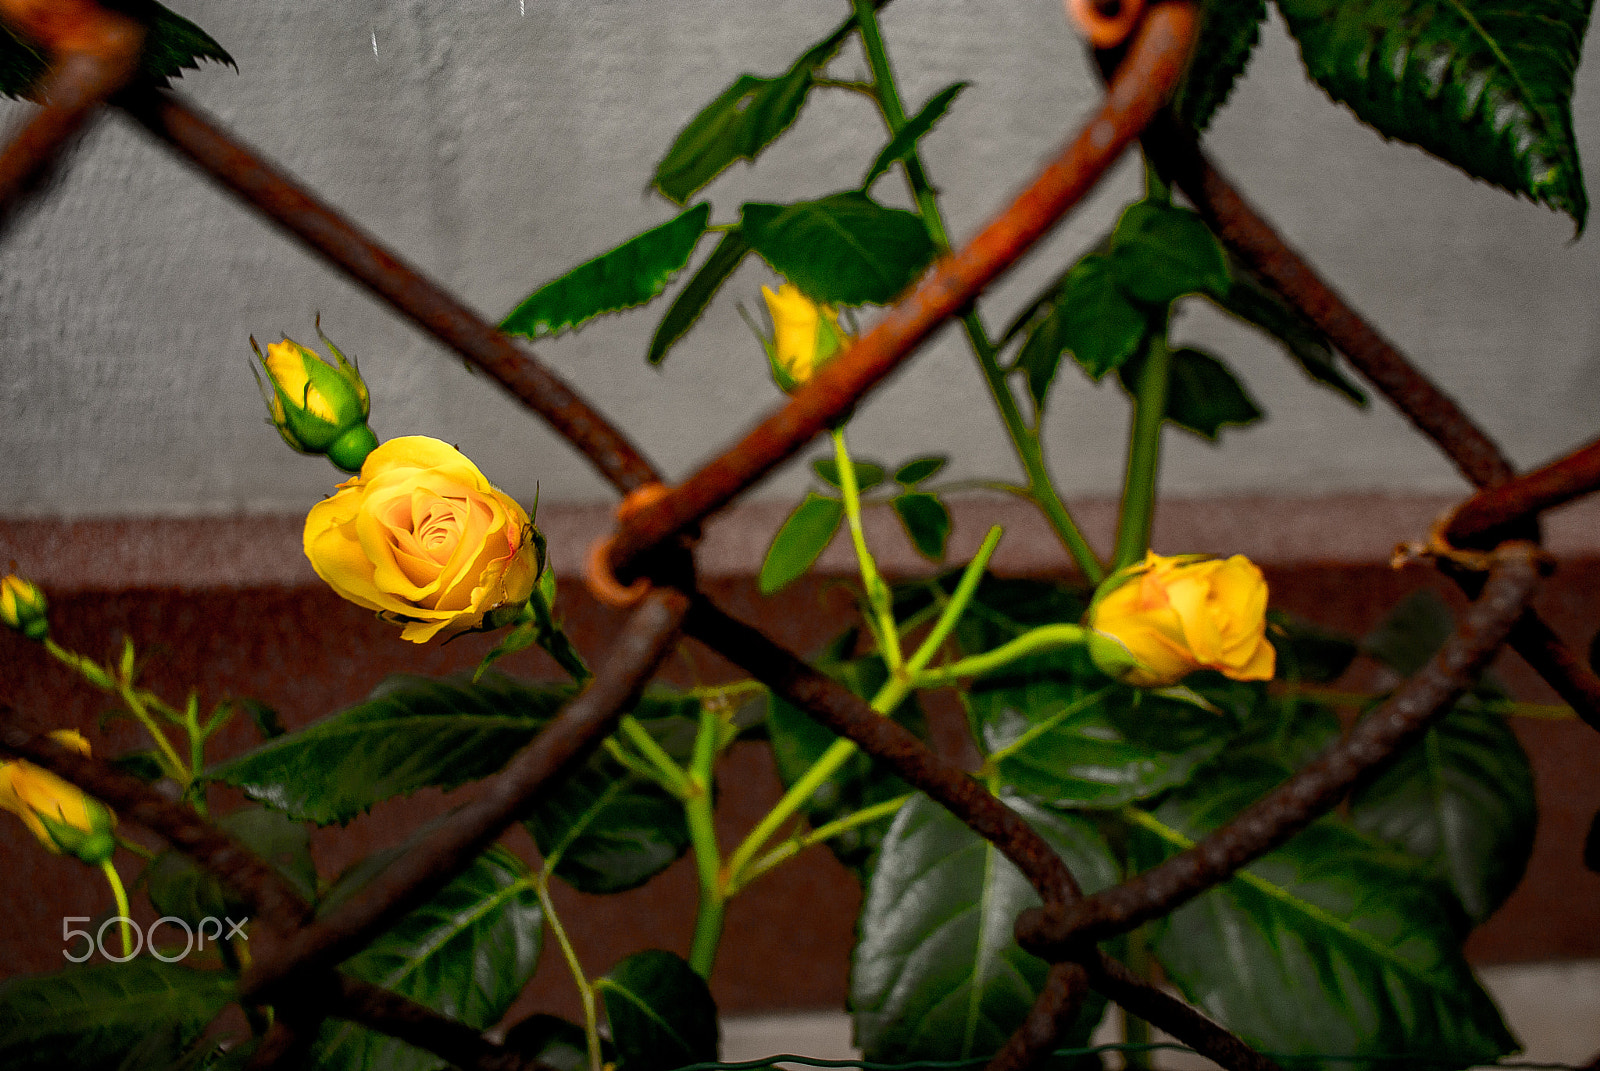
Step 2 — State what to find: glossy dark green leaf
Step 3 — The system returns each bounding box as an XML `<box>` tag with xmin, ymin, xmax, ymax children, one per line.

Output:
<box><xmin>759</xmin><ymin>493</ymin><xmax>844</xmax><ymax>595</ymax></box>
<box><xmin>147</xmin><ymin>807</ymin><xmax>316</xmax><ymax>927</ymax></box>
<box><xmin>651</xmin><ymin>27</ymin><xmax>847</xmax><ymax>204</ymax></box>
<box><xmin>742</xmin><ymin>192</ymin><xmax>937</xmax><ymax>306</ymax></box>
<box><xmin>1350</xmin><ymin>696</ymin><xmax>1536</xmax><ymax>922</ymax></box>
<box><xmin>851</xmin><ymin>795</ymin><xmax>1118</xmax><ymax>1062</ymax></box>
<box><xmin>1267</xmin><ymin>611</ymin><xmax>1359</xmax><ymax>685</ymax></box>
<box><xmin>1020</xmin><ymin>252</ymin><xmax>1149</xmax><ymax>398</ymax></box>
<box><xmin>503</xmin><ymin>1015</ymin><xmax>599</xmax><ymax>1071</ymax></box>
<box><xmin>0</xmin><ymin>3</ymin><xmax>234</xmax><ymax>100</ymax></box>
<box><xmin>1173</xmin><ymin>0</ymin><xmax>1269</xmax><ymax>130</ymax></box>
<box><xmin>1109</xmin><ymin>201</ymin><xmax>1231</xmax><ymax>306</ymax></box>
<box><xmin>647</xmin><ymin>229</ymin><xmax>751</xmax><ymax>366</ymax></box>
<box><xmin>501</xmin><ymin>205</ymin><xmax>710</xmax><ymax>340</ymax></box>
<box><xmin>893</xmin><ymin>455</ymin><xmax>947</xmax><ymax>485</ymax></box>
<box><xmin>313</xmin><ymin>846</ymin><xmax>543</xmax><ymax>1071</ymax></box>
<box><xmin>1210</xmin><ymin>261</ymin><xmax>1367</xmax><ymax>405</ymax></box>
<box><xmin>1277</xmin><ymin>0</ymin><xmax>1591</xmax><ymax>231</ymax></box>
<box><xmin>598</xmin><ymin>950</ymin><xmax>718</xmax><ymax>1071</ymax></box>
<box><xmin>0</xmin><ymin>961</ymin><xmax>234</xmax><ymax>1071</ymax></box>
<box><xmin>1362</xmin><ymin>588</ymin><xmax>1455</xmax><ymax>676</ymax></box>
<box><xmin>209</xmin><ymin>674</ymin><xmax>574</xmax><ymax>824</ymax></box>
<box><xmin>861</xmin><ymin>81</ymin><xmax>969</xmax><ymax>188</ymax></box>
<box><xmin>812</xmin><ymin>457</ymin><xmax>886</xmax><ymax>491</ymax></box>
<box><xmin>1117</xmin><ymin>345</ymin><xmax>1264</xmax><ymax>441</ymax></box>
<box><xmin>891</xmin><ymin>492</ymin><xmax>951</xmax><ymax>561</ymax></box>
<box><xmin>1137</xmin><ymin>756</ymin><xmax>1517</xmax><ymax>1069</ymax></box>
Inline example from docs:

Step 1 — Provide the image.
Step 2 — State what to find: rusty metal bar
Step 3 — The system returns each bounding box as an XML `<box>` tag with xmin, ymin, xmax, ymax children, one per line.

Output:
<box><xmin>1086</xmin><ymin>956</ymin><xmax>1285</xmax><ymax>1071</ymax></box>
<box><xmin>1017</xmin><ymin>542</ymin><xmax>1543</xmax><ymax>954</ymax></box>
<box><xmin>332</xmin><ymin>976</ymin><xmax>540</xmax><ymax>1071</ymax></box>
<box><xmin>115</xmin><ymin>89</ymin><xmax>660</xmax><ymax>495</ymax></box>
<box><xmin>607</xmin><ymin>2</ymin><xmax>1199</xmax><ymax>578</ymax></box>
<box><xmin>1446</xmin><ymin>435</ymin><xmax>1600</xmax><ymax>547</ymax></box>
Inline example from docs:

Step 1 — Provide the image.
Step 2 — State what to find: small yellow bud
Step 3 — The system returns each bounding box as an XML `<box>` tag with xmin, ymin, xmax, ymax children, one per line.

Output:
<box><xmin>251</xmin><ymin>319</ymin><xmax>378</xmax><ymax>473</ymax></box>
<box><xmin>0</xmin><ymin>730</ymin><xmax>117</xmax><ymax>865</ymax></box>
<box><xmin>0</xmin><ymin>574</ymin><xmax>49</xmax><ymax>641</ymax></box>
<box><xmin>760</xmin><ymin>283</ymin><xmax>849</xmax><ymax>391</ymax></box>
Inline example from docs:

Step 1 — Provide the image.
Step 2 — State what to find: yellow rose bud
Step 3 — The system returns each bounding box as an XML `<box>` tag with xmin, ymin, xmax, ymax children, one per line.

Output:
<box><xmin>0</xmin><ymin>574</ymin><xmax>48</xmax><ymax>641</ymax></box>
<box><xmin>303</xmin><ymin>435</ymin><xmax>541</xmax><ymax>643</ymax></box>
<box><xmin>251</xmin><ymin>320</ymin><xmax>378</xmax><ymax>473</ymax></box>
<box><xmin>0</xmin><ymin>730</ymin><xmax>117</xmax><ymax>865</ymax></box>
<box><xmin>1087</xmin><ymin>551</ymin><xmax>1275</xmax><ymax>688</ymax></box>
<box><xmin>760</xmin><ymin>283</ymin><xmax>849</xmax><ymax>391</ymax></box>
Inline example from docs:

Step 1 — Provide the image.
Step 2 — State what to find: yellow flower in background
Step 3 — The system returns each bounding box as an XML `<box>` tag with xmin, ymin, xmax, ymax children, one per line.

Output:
<box><xmin>1087</xmin><ymin>551</ymin><xmax>1275</xmax><ymax>688</ymax></box>
<box><xmin>0</xmin><ymin>730</ymin><xmax>116</xmax><ymax>864</ymax></box>
<box><xmin>760</xmin><ymin>283</ymin><xmax>849</xmax><ymax>391</ymax></box>
<box><xmin>303</xmin><ymin>436</ymin><xmax>540</xmax><ymax>643</ymax></box>
<box><xmin>251</xmin><ymin>321</ymin><xmax>378</xmax><ymax>473</ymax></box>
<box><xmin>0</xmin><ymin>573</ymin><xmax>48</xmax><ymax>640</ymax></box>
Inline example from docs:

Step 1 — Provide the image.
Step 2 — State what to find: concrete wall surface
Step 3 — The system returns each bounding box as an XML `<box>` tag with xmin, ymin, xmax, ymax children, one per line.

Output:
<box><xmin>2</xmin><ymin>1</ymin><xmax>1599</xmax><ymax>519</ymax></box>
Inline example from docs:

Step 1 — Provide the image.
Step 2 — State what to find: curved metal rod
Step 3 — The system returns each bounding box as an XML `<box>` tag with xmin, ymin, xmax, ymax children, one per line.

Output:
<box><xmin>606</xmin><ymin>1</ymin><xmax>1200</xmax><ymax>578</ymax></box>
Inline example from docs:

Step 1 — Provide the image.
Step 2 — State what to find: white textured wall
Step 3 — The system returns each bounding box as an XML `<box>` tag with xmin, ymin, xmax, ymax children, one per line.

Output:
<box><xmin>2</xmin><ymin>1</ymin><xmax>1598</xmax><ymax>518</ymax></box>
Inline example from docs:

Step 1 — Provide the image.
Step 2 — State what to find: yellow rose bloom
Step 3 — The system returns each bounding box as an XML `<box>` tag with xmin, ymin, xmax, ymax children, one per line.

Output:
<box><xmin>0</xmin><ymin>730</ymin><xmax>117</xmax><ymax>864</ymax></box>
<box><xmin>761</xmin><ymin>283</ymin><xmax>848</xmax><ymax>390</ymax></box>
<box><xmin>1087</xmin><ymin>551</ymin><xmax>1275</xmax><ymax>688</ymax></box>
<box><xmin>304</xmin><ymin>436</ymin><xmax>540</xmax><ymax>643</ymax></box>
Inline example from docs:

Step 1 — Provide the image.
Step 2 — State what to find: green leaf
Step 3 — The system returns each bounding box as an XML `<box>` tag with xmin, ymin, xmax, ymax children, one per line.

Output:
<box><xmin>1268</xmin><ymin>611</ymin><xmax>1359</xmax><ymax>685</ymax></box>
<box><xmin>812</xmin><ymin>457</ymin><xmax>886</xmax><ymax>491</ymax></box>
<box><xmin>1350</xmin><ymin>695</ymin><xmax>1536</xmax><ymax>922</ymax></box>
<box><xmin>0</xmin><ymin>961</ymin><xmax>234</xmax><ymax>1071</ymax></box>
<box><xmin>759</xmin><ymin>493</ymin><xmax>844</xmax><ymax>595</ymax></box>
<box><xmin>598</xmin><ymin>950</ymin><xmax>718</xmax><ymax>1071</ymax></box>
<box><xmin>651</xmin><ymin>27</ymin><xmax>847</xmax><ymax>204</ymax></box>
<box><xmin>0</xmin><ymin>3</ymin><xmax>234</xmax><ymax>101</ymax></box>
<box><xmin>1173</xmin><ymin>0</ymin><xmax>1269</xmax><ymax>131</ymax></box>
<box><xmin>1276</xmin><ymin>0</ymin><xmax>1591</xmax><ymax>231</ymax></box>
<box><xmin>647</xmin><ymin>229</ymin><xmax>750</xmax><ymax>366</ymax></box>
<box><xmin>851</xmin><ymin>795</ymin><xmax>1118</xmax><ymax>1062</ymax></box>
<box><xmin>893</xmin><ymin>455</ymin><xmax>947</xmax><ymax>485</ymax></box>
<box><xmin>1109</xmin><ymin>200</ymin><xmax>1231</xmax><ymax>306</ymax></box>
<box><xmin>313</xmin><ymin>846</ymin><xmax>543</xmax><ymax>1071</ymax></box>
<box><xmin>1020</xmin><ymin>253</ymin><xmax>1149</xmax><ymax>399</ymax></box>
<box><xmin>501</xmin><ymin>205</ymin><xmax>710</xmax><ymax>340</ymax></box>
<box><xmin>503</xmin><ymin>1015</ymin><xmax>603</xmax><ymax>1071</ymax></box>
<box><xmin>1117</xmin><ymin>345</ymin><xmax>1265</xmax><ymax>441</ymax></box>
<box><xmin>742</xmin><ymin>192</ymin><xmax>938</xmax><ymax>306</ymax></box>
<box><xmin>1209</xmin><ymin>261</ymin><xmax>1368</xmax><ymax>406</ymax></box>
<box><xmin>862</xmin><ymin>81</ymin><xmax>969</xmax><ymax>188</ymax></box>
<box><xmin>208</xmin><ymin>674</ymin><xmax>573</xmax><ymax>824</ymax></box>
<box><xmin>1362</xmin><ymin>588</ymin><xmax>1455</xmax><ymax>676</ymax></box>
<box><xmin>891</xmin><ymin>492</ymin><xmax>951</xmax><ymax>561</ymax></box>
<box><xmin>147</xmin><ymin>806</ymin><xmax>316</xmax><ymax>927</ymax></box>
<box><xmin>1137</xmin><ymin>755</ymin><xmax>1517</xmax><ymax>1070</ymax></box>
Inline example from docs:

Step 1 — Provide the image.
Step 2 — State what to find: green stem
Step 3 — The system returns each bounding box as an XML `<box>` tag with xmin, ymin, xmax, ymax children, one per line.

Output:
<box><xmin>616</xmin><ymin>714</ymin><xmax>691</xmax><ymax>798</ymax></box>
<box><xmin>850</xmin><ymin>0</ymin><xmax>1102</xmax><ymax>582</ymax></box>
<box><xmin>731</xmin><ymin>792</ymin><xmax>912</xmax><ymax>894</ymax></box>
<box><xmin>685</xmin><ymin>703</ymin><xmax>725</xmax><ymax>979</ymax></box>
<box><xmin>833</xmin><ymin>427</ymin><xmax>902</xmax><ymax>668</ymax></box>
<box><xmin>981</xmin><ymin>685</ymin><xmax>1112</xmax><ymax>769</ymax></box>
<box><xmin>100</xmin><ymin>860</ymin><xmax>132</xmax><ymax>959</ymax></box>
<box><xmin>534</xmin><ymin>875</ymin><xmax>603</xmax><ymax>1071</ymax></box>
<box><xmin>917</xmin><ymin>625</ymin><xmax>1092</xmax><ymax>689</ymax></box>
<box><xmin>902</xmin><ymin>526</ymin><xmax>1002</xmax><ymax>680</ymax></box>
<box><xmin>1122</xmin><ymin>922</ymin><xmax>1155</xmax><ymax>1068</ymax></box>
<box><xmin>1113</xmin><ymin>333</ymin><xmax>1172</xmax><ymax>571</ymax></box>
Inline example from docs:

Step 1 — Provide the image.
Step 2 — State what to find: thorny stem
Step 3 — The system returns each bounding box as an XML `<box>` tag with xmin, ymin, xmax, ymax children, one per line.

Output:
<box><xmin>686</xmin><ymin>702</ymin><xmax>726</xmax><ymax>979</ymax></box>
<box><xmin>833</xmin><ymin>427</ymin><xmax>903</xmax><ymax>668</ymax></box>
<box><xmin>850</xmin><ymin>0</ymin><xmax>1104</xmax><ymax>582</ymax></box>
<box><xmin>1113</xmin><ymin>332</ymin><xmax>1171</xmax><ymax>571</ymax></box>
<box><xmin>534</xmin><ymin>873</ymin><xmax>602</xmax><ymax>1071</ymax></box>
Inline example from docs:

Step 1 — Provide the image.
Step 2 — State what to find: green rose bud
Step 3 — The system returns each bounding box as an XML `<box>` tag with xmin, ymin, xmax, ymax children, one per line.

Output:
<box><xmin>251</xmin><ymin>318</ymin><xmax>378</xmax><ymax>473</ymax></box>
<box><xmin>0</xmin><ymin>574</ymin><xmax>49</xmax><ymax>641</ymax></box>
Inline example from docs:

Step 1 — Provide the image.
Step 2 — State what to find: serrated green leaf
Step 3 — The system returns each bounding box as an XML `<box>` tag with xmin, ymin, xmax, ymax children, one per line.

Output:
<box><xmin>742</xmin><ymin>192</ymin><xmax>937</xmax><ymax>306</ymax></box>
<box><xmin>208</xmin><ymin>674</ymin><xmax>574</xmax><ymax>824</ymax></box>
<box><xmin>501</xmin><ymin>205</ymin><xmax>710</xmax><ymax>340</ymax></box>
<box><xmin>651</xmin><ymin>26</ymin><xmax>847</xmax><ymax>204</ymax></box>
<box><xmin>851</xmin><ymin>795</ymin><xmax>1117</xmax><ymax>1062</ymax></box>
<box><xmin>647</xmin><ymin>229</ymin><xmax>750</xmax><ymax>366</ymax></box>
<box><xmin>1277</xmin><ymin>0</ymin><xmax>1591</xmax><ymax>231</ymax></box>
<box><xmin>893</xmin><ymin>455</ymin><xmax>947</xmax><ymax>485</ymax></box>
<box><xmin>1209</xmin><ymin>259</ymin><xmax>1368</xmax><ymax>406</ymax></box>
<box><xmin>759</xmin><ymin>493</ymin><xmax>844</xmax><ymax>595</ymax></box>
<box><xmin>147</xmin><ymin>806</ymin><xmax>315</xmax><ymax>927</ymax></box>
<box><xmin>1110</xmin><ymin>200</ymin><xmax>1231</xmax><ymax>306</ymax></box>
<box><xmin>1350</xmin><ymin>695</ymin><xmax>1535</xmax><ymax>922</ymax></box>
<box><xmin>1117</xmin><ymin>345</ymin><xmax>1265</xmax><ymax>441</ymax></box>
<box><xmin>0</xmin><ymin>961</ymin><xmax>234</xmax><ymax>1071</ymax></box>
<box><xmin>862</xmin><ymin>81</ymin><xmax>969</xmax><ymax>189</ymax></box>
<box><xmin>312</xmin><ymin>846</ymin><xmax>543</xmax><ymax>1071</ymax></box>
<box><xmin>1173</xmin><ymin>0</ymin><xmax>1269</xmax><ymax>130</ymax></box>
<box><xmin>891</xmin><ymin>492</ymin><xmax>951</xmax><ymax>561</ymax></box>
<box><xmin>598</xmin><ymin>950</ymin><xmax>718</xmax><ymax>1071</ymax></box>
<box><xmin>1021</xmin><ymin>253</ymin><xmax>1149</xmax><ymax>399</ymax></box>
<box><xmin>0</xmin><ymin>3</ymin><xmax>234</xmax><ymax>101</ymax></box>
<box><xmin>1362</xmin><ymin>588</ymin><xmax>1456</xmax><ymax>676</ymax></box>
<box><xmin>1138</xmin><ymin>757</ymin><xmax>1517</xmax><ymax>1069</ymax></box>
<box><xmin>812</xmin><ymin>457</ymin><xmax>886</xmax><ymax>491</ymax></box>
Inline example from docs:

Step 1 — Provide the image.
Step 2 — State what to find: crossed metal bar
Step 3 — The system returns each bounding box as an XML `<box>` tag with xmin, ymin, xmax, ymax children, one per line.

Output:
<box><xmin>0</xmin><ymin>2</ymin><xmax>1594</xmax><ymax>1070</ymax></box>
